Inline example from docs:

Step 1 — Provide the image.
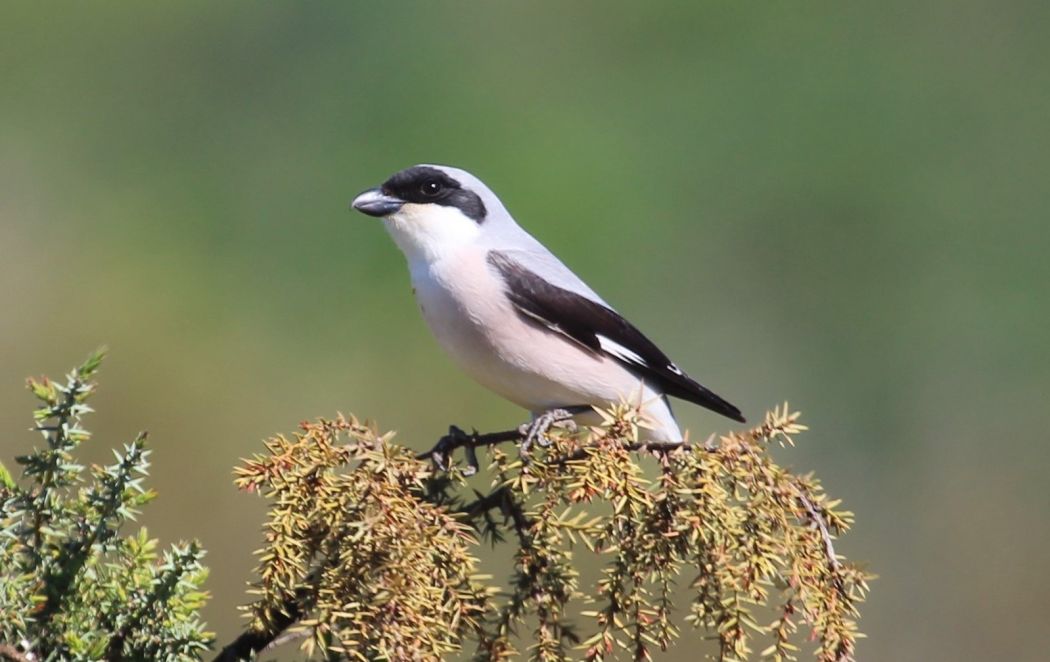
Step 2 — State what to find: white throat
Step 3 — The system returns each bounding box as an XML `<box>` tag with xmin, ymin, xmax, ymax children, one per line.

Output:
<box><xmin>382</xmin><ymin>202</ymin><xmax>483</xmax><ymax>266</ymax></box>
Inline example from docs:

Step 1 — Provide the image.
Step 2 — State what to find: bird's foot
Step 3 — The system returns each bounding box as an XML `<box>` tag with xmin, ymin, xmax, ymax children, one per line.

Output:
<box><xmin>518</xmin><ymin>407</ymin><xmax>584</xmax><ymax>460</ymax></box>
<box><xmin>430</xmin><ymin>425</ymin><xmax>481</xmax><ymax>476</ymax></box>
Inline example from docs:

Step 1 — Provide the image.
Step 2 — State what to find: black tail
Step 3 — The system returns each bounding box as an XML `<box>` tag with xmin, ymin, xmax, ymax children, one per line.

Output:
<box><xmin>664</xmin><ymin>376</ymin><xmax>746</xmax><ymax>423</ymax></box>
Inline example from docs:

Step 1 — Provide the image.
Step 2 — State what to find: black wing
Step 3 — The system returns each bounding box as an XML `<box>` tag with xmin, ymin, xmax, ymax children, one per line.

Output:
<box><xmin>488</xmin><ymin>251</ymin><xmax>745</xmax><ymax>423</ymax></box>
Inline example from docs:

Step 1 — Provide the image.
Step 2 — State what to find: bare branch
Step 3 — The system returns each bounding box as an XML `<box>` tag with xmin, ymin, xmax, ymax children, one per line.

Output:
<box><xmin>212</xmin><ymin>575</ymin><xmax>315</xmax><ymax>662</ymax></box>
<box><xmin>457</xmin><ymin>485</ymin><xmax>532</xmax><ymax>546</ymax></box>
<box><xmin>416</xmin><ymin>425</ymin><xmax>523</xmax><ymax>475</ymax></box>
<box><xmin>797</xmin><ymin>487</ymin><xmax>845</xmax><ymax>576</ymax></box>
<box><xmin>418</xmin><ymin>418</ymin><xmax>719</xmax><ymax>474</ymax></box>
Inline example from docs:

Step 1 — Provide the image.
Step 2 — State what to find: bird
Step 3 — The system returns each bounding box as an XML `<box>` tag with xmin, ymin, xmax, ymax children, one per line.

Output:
<box><xmin>350</xmin><ymin>164</ymin><xmax>744</xmax><ymax>446</ymax></box>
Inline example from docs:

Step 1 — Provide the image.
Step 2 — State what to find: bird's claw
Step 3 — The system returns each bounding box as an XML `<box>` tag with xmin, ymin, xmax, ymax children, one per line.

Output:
<box><xmin>462</xmin><ymin>438</ymin><xmax>480</xmax><ymax>476</ymax></box>
<box><xmin>427</xmin><ymin>409</ymin><xmax>584</xmax><ymax>473</ymax></box>
<box><xmin>430</xmin><ymin>425</ymin><xmax>480</xmax><ymax>476</ymax></box>
<box><xmin>518</xmin><ymin>408</ymin><xmax>575</xmax><ymax>460</ymax></box>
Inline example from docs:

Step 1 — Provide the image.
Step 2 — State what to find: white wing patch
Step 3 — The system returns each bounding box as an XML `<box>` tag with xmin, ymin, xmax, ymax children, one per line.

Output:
<box><xmin>598</xmin><ymin>336</ymin><xmax>647</xmax><ymax>367</ymax></box>
<box><xmin>599</xmin><ymin>335</ymin><xmax>684</xmax><ymax>375</ymax></box>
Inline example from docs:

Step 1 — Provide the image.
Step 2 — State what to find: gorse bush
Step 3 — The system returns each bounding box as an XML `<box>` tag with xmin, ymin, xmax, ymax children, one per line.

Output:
<box><xmin>226</xmin><ymin>406</ymin><xmax>871</xmax><ymax>662</ymax></box>
<box><xmin>1</xmin><ymin>354</ymin><xmax>870</xmax><ymax>661</ymax></box>
<box><xmin>0</xmin><ymin>352</ymin><xmax>211</xmax><ymax>661</ymax></box>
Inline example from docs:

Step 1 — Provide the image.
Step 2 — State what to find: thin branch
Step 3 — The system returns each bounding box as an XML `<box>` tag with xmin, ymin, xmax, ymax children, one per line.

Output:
<box><xmin>417</xmin><ymin>420</ymin><xmax>718</xmax><ymax>474</ymax></box>
<box><xmin>416</xmin><ymin>425</ymin><xmax>523</xmax><ymax>474</ymax></box>
<box><xmin>795</xmin><ymin>483</ymin><xmax>855</xmax><ymax>661</ymax></box>
<box><xmin>212</xmin><ymin>606</ymin><xmax>303</xmax><ymax>661</ymax></box>
<box><xmin>797</xmin><ymin>489</ymin><xmax>839</xmax><ymax>571</ymax></box>
<box><xmin>457</xmin><ymin>485</ymin><xmax>532</xmax><ymax>546</ymax></box>
<box><xmin>796</xmin><ymin>487</ymin><xmax>845</xmax><ymax>577</ymax></box>
<box><xmin>212</xmin><ymin>572</ymin><xmax>317</xmax><ymax>662</ymax></box>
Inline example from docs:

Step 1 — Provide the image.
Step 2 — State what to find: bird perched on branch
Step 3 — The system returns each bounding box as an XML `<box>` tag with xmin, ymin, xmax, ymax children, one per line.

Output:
<box><xmin>351</xmin><ymin>165</ymin><xmax>743</xmax><ymax>445</ymax></box>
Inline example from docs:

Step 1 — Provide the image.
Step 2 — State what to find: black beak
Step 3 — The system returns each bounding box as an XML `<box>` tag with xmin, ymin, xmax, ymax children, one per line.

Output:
<box><xmin>350</xmin><ymin>187</ymin><xmax>405</xmax><ymax>217</ymax></box>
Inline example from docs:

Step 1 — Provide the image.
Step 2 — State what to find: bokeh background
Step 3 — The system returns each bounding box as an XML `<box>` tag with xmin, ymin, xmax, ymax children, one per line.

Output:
<box><xmin>2</xmin><ymin>2</ymin><xmax>1048</xmax><ymax>659</ymax></box>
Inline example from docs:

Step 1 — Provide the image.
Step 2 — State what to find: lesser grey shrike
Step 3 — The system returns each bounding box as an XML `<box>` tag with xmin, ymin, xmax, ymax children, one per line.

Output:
<box><xmin>351</xmin><ymin>165</ymin><xmax>744</xmax><ymax>445</ymax></box>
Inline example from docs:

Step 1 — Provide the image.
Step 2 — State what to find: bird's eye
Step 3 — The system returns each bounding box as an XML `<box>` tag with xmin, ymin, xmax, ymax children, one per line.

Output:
<box><xmin>421</xmin><ymin>181</ymin><xmax>443</xmax><ymax>197</ymax></box>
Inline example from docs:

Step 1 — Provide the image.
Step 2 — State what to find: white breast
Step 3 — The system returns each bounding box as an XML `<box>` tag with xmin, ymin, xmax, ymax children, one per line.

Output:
<box><xmin>406</xmin><ymin>246</ymin><xmax>666</xmax><ymax>418</ymax></box>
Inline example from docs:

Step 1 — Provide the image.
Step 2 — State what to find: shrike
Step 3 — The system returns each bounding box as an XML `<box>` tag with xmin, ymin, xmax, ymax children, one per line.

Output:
<box><xmin>351</xmin><ymin>165</ymin><xmax>744</xmax><ymax>444</ymax></box>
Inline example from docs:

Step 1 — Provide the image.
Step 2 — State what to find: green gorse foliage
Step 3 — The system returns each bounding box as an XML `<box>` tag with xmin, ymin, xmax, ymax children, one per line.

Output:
<box><xmin>0</xmin><ymin>351</ymin><xmax>212</xmax><ymax>661</ymax></box>
<box><xmin>233</xmin><ymin>405</ymin><xmax>870</xmax><ymax>661</ymax></box>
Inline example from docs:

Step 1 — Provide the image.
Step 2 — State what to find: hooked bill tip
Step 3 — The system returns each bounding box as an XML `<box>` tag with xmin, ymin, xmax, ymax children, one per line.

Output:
<box><xmin>351</xmin><ymin>188</ymin><xmax>404</xmax><ymax>217</ymax></box>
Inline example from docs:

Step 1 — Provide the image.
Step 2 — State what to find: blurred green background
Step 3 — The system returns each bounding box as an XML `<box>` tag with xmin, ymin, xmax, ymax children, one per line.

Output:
<box><xmin>2</xmin><ymin>1</ymin><xmax>1047</xmax><ymax>659</ymax></box>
